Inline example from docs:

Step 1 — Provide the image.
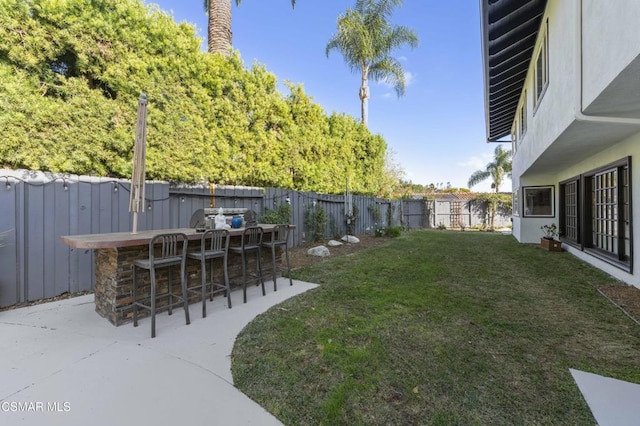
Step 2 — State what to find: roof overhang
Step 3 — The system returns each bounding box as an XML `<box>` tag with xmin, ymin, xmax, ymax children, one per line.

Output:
<box><xmin>480</xmin><ymin>0</ymin><xmax>548</xmax><ymax>142</ymax></box>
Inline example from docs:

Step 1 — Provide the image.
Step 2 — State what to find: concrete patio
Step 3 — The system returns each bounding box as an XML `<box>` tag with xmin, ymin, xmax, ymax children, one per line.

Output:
<box><xmin>0</xmin><ymin>278</ymin><xmax>317</xmax><ymax>426</ymax></box>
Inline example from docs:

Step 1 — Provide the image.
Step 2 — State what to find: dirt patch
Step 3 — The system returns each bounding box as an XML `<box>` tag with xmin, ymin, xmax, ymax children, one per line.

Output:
<box><xmin>596</xmin><ymin>283</ymin><xmax>640</xmax><ymax>324</ymax></box>
<box><xmin>287</xmin><ymin>234</ymin><xmax>390</xmax><ymax>270</ymax></box>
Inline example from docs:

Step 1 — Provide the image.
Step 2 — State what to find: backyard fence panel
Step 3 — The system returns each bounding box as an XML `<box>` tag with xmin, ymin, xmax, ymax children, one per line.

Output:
<box><xmin>389</xmin><ymin>200</ymin><xmax>402</xmax><ymax>227</ymax></box>
<box><xmin>25</xmin><ymin>182</ymin><xmax>46</xmax><ymax>301</ymax></box>
<box><xmin>403</xmin><ymin>200</ymin><xmax>426</xmax><ymax>229</ymax></box>
<box><xmin>290</xmin><ymin>189</ymin><xmax>305</xmax><ymax>246</ymax></box>
<box><xmin>215</xmin><ymin>185</ymin><xmax>231</xmax><ymax>209</ymax></box>
<box><xmin>434</xmin><ymin>200</ymin><xmax>451</xmax><ymax>228</ymax></box>
<box><xmin>318</xmin><ymin>194</ymin><xmax>332</xmax><ymax>239</ymax></box>
<box><xmin>247</xmin><ymin>187</ymin><xmax>264</xmax><ymax>213</ymax></box>
<box><xmin>173</xmin><ymin>185</ymin><xmax>201</xmax><ymax>228</ymax></box>
<box><xmin>328</xmin><ymin>193</ymin><xmax>347</xmax><ymax>238</ymax></box>
<box><xmin>98</xmin><ymin>180</ymin><xmax>113</xmax><ymax>233</ymax></box>
<box><xmin>0</xmin><ymin>178</ymin><xmax>18</xmax><ymax>307</ymax></box>
<box><xmin>116</xmin><ymin>180</ymin><xmax>131</xmax><ymax>231</ymax></box>
<box><xmin>53</xmin><ymin>181</ymin><xmax>71</xmax><ymax>298</ymax></box>
<box><xmin>157</xmin><ymin>182</ymin><xmax>173</xmax><ymax>229</ymax></box>
<box><xmin>71</xmin><ymin>179</ymin><xmax>95</xmax><ymax>293</ymax></box>
<box><xmin>14</xmin><ymin>181</ymin><xmax>27</xmax><ymax>303</ymax></box>
<box><xmin>354</xmin><ymin>195</ymin><xmax>365</xmax><ymax>235</ymax></box>
<box><xmin>379</xmin><ymin>201</ymin><xmax>390</xmax><ymax>228</ymax></box>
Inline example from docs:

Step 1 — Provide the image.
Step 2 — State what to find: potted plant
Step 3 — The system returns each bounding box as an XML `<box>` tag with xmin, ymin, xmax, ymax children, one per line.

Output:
<box><xmin>540</xmin><ymin>223</ymin><xmax>562</xmax><ymax>251</ymax></box>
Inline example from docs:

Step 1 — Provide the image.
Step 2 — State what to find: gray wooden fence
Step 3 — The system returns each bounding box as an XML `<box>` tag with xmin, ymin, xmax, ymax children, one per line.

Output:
<box><xmin>0</xmin><ymin>170</ymin><xmax>403</xmax><ymax>308</ymax></box>
<box><xmin>424</xmin><ymin>199</ymin><xmax>511</xmax><ymax>229</ymax></box>
<box><xmin>0</xmin><ymin>169</ymin><xmax>510</xmax><ymax>308</ymax></box>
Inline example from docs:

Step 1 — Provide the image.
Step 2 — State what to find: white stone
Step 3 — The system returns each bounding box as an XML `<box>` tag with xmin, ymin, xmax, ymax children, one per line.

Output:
<box><xmin>327</xmin><ymin>240</ymin><xmax>343</xmax><ymax>247</ymax></box>
<box><xmin>307</xmin><ymin>246</ymin><xmax>330</xmax><ymax>257</ymax></box>
<box><xmin>341</xmin><ymin>235</ymin><xmax>360</xmax><ymax>243</ymax></box>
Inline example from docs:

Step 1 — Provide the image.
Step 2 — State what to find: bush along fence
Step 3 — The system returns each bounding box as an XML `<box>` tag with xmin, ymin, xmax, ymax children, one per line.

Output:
<box><xmin>0</xmin><ymin>169</ymin><xmax>510</xmax><ymax>308</ymax></box>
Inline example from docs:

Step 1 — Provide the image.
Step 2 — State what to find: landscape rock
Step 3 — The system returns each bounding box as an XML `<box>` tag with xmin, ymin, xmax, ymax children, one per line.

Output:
<box><xmin>307</xmin><ymin>246</ymin><xmax>330</xmax><ymax>257</ymax></box>
<box><xmin>341</xmin><ymin>235</ymin><xmax>360</xmax><ymax>243</ymax></box>
<box><xmin>327</xmin><ymin>240</ymin><xmax>343</xmax><ymax>247</ymax></box>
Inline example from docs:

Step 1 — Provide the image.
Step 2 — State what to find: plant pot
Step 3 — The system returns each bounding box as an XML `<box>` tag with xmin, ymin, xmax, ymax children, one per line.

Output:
<box><xmin>540</xmin><ymin>237</ymin><xmax>562</xmax><ymax>252</ymax></box>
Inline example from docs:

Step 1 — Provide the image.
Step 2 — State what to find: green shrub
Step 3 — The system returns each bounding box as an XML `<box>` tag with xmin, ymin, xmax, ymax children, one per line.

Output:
<box><xmin>261</xmin><ymin>201</ymin><xmax>292</xmax><ymax>224</ymax></box>
<box><xmin>375</xmin><ymin>226</ymin><xmax>402</xmax><ymax>238</ymax></box>
<box><xmin>305</xmin><ymin>204</ymin><xmax>327</xmax><ymax>242</ymax></box>
<box><xmin>384</xmin><ymin>226</ymin><xmax>402</xmax><ymax>238</ymax></box>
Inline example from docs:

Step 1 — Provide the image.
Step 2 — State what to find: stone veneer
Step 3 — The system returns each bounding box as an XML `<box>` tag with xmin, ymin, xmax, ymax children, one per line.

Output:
<box><xmin>94</xmin><ymin>239</ymin><xmax>282</xmax><ymax>326</ymax></box>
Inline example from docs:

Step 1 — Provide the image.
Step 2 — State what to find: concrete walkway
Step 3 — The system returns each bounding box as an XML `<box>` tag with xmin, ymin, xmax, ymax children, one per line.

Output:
<box><xmin>0</xmin><ymin>279</ymin><xmax>317</xmax><ymax>426</ymax></box>
<box><xmin>571</xmin><ymin>369</ymin><xmax>640</xmax><ymax>426</ymax></box>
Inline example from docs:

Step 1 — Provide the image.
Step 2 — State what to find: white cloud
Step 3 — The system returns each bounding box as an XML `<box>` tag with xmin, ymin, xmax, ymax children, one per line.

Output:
<box><xmin>458</xmin><ymin>153</ymin><xmax>491</xmax><ymax>170</ymax></box>
<box><xmin>404</xmin><ymin>71</ymin><xmax>415</xmax><ymax>87</ymax></box>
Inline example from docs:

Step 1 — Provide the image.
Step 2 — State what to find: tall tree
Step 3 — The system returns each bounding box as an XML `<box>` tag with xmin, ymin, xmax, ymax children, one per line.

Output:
<box><xmin>467</xmin><ymin>145</ymin><xmax>512</xmax><ymax>193</ymax></box>
<box><xmin>326</xmin><ymin>0</ymin><xmax>418</xmax><ymax>126</ymax></box>
<box><xmin>204</xmin><ymin>0</ymin><xmax>296</xmax><ymax>54</ymax></box>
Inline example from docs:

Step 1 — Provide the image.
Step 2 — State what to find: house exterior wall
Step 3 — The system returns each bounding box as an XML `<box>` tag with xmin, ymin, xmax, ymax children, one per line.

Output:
<box><xmin>511</xmin><ymin>0</ymin><xmax>576</xmax><ymax>178</ymax></box>
<box><xmin>555</xmin><ymin>133</ymin><xmax>640</xmax><ymax>287</ymax></box>
<box><xmin>582</xmin><ymin>1</ymin><xmax>640</xmax><ymax>108</ymax></box>
<box><xmin>510</xmin><ymin>0</ymin><xmax>640</xmax><ymax>288</ymax></box>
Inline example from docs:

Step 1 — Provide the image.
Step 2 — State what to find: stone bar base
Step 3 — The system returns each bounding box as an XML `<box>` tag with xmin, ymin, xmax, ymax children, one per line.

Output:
<box><xmin>94</xmin><ymin>239</ymin><xmax>283</xmax><ymax>326</ymax></box>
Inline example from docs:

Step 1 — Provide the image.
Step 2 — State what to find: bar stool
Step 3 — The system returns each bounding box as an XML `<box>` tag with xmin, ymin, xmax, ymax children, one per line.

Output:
<box><xmin>132</xmin><ymin>232</ymin><xmax>190</xmax><ymax>338</ymax></box>
<box><xmin>262</xmin><ymin>224</ymin><xmax>293</xmax><ymax>291</ymax></box>
<box><xmin>228</xmin><ymin>226</ymin><xmax>265</xmax><ymax>303</ymax></box>
<box><xmin>186</xmin><ymin>229</ymin><xmax>231</xmax><ymax>317</ymax></box>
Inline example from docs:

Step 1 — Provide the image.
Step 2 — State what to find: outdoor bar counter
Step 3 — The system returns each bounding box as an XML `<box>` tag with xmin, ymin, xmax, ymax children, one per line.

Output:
<box><xmin>61</xmin><ymin>225</ymin><xmax>287</xmax><ymax>326</ymax></box>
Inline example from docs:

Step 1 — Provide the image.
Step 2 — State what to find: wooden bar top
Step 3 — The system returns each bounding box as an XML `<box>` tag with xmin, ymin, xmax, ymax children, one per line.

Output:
<box><xmin>61</xmin><ymin>225</ymin><xmax>283</xmax><ymax>249</ymax></box>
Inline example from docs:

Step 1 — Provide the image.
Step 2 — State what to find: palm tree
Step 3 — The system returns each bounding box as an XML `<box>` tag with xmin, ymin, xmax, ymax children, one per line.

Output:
<box><xmin>204</xmin><ymin>0</ymin><xmax>296</xmax><ymax>54</ymax></box>
<box><xmin>326</xmin><ymin>0</ymin><xmax>418</xmax><ymax>126</ymax></box>
<box><xmin>467</xmin><ymin>145</ymin><xmax>512</xmax><ymax>193</ymax></box>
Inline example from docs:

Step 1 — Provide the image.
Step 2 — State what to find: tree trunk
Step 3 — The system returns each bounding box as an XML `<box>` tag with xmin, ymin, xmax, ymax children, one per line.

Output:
<box><xmin>208</xmin><ymin>0</ymin><xmax>232</xmax><ymax>54</ymax></box>
<box><xmin>359</xmin><ymin>77</ymin><xmax>369</xmax><ymax>126</ymax></box>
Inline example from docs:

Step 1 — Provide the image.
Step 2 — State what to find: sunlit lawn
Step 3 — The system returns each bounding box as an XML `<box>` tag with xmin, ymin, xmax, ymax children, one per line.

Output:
<box><xmin>232</xmin><ymin>230</ymin><xmax>640</xmax><ymax>425</ymax></box>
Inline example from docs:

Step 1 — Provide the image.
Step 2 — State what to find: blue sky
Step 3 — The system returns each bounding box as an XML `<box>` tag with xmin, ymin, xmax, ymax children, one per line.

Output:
<box><xmin>145</xmin><ymin>0</ymin><xmax>510</xmax><ymax>192</ymax></box>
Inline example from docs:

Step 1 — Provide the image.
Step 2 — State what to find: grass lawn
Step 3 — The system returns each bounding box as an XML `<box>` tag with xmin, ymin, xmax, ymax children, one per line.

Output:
<box><xmin>231</xmin><ymin>230</ymin><xmax>640</xmax><ymax>425</ymax></box>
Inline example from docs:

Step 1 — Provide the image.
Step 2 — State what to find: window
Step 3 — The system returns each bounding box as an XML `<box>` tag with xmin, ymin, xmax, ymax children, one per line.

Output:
<box><xmin>513</xmin><ymin>189</ymin><xmax>519</xmax><ymax>216</ymax></box>
<box><xmin>559</xmin><ymin>178</ymin><xmax>579</xmax><ymax>244</ymax></box>
<box><xmin>534</xmin><ymin>20</ymin><xmax>549</xmax><ymax>108</ymax></box>
<box><xmin>559</xmin><ymin>157</ymin><xmax>632</xmax><ymax>271</ymax></box>
<box><xmin>523</xmin><ymin>186</ymin><xmax>554</xmax><ymax>217</ymax></box>
<box><xmin>519</xmin><ymin>91</ymin><xmax>527</xmax><ymax>137</ymax></box>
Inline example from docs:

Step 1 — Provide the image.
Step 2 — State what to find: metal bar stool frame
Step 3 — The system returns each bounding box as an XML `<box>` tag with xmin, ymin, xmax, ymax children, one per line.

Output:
<box><xmin>132</xmin><ymin>232</ymin><xmax>190</xmax><ymax>338</ymax></box>
<box><xmin>262</xmin><ymin>224</ymin><xmax>293</xmax><ymax>291</ymax></box>
<box><xmin>228</xmin><ymin>226</ymin><xmax>265</xmax><ymax>303</ymax></box>
<box><xmin>186</xmin><ymin>229</ymin><xmax>231</xmax><ymax>317</ymax></box>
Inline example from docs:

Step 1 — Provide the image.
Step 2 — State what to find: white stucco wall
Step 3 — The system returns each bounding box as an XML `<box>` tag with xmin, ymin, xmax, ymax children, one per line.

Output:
<box><xmin>512</xmin><ymin>172</ymin><xmax>558</xmax><ymax>244</ymax></box>
<box><xmin>511</xmin><ymin>0</ymin><xmax>577</xmax><ymax>178</ymax></box>
<box><xmin>582</xmin><ymin>0</ymin><xmax>640</xmax><ymax>107</ymax></box>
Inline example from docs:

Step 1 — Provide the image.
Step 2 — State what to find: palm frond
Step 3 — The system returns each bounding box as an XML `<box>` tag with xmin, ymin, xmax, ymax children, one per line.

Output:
<box><xmin>468</xmin><ymin>170</ymin><xmax>491</xmax><ymax>188</ymax></box>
